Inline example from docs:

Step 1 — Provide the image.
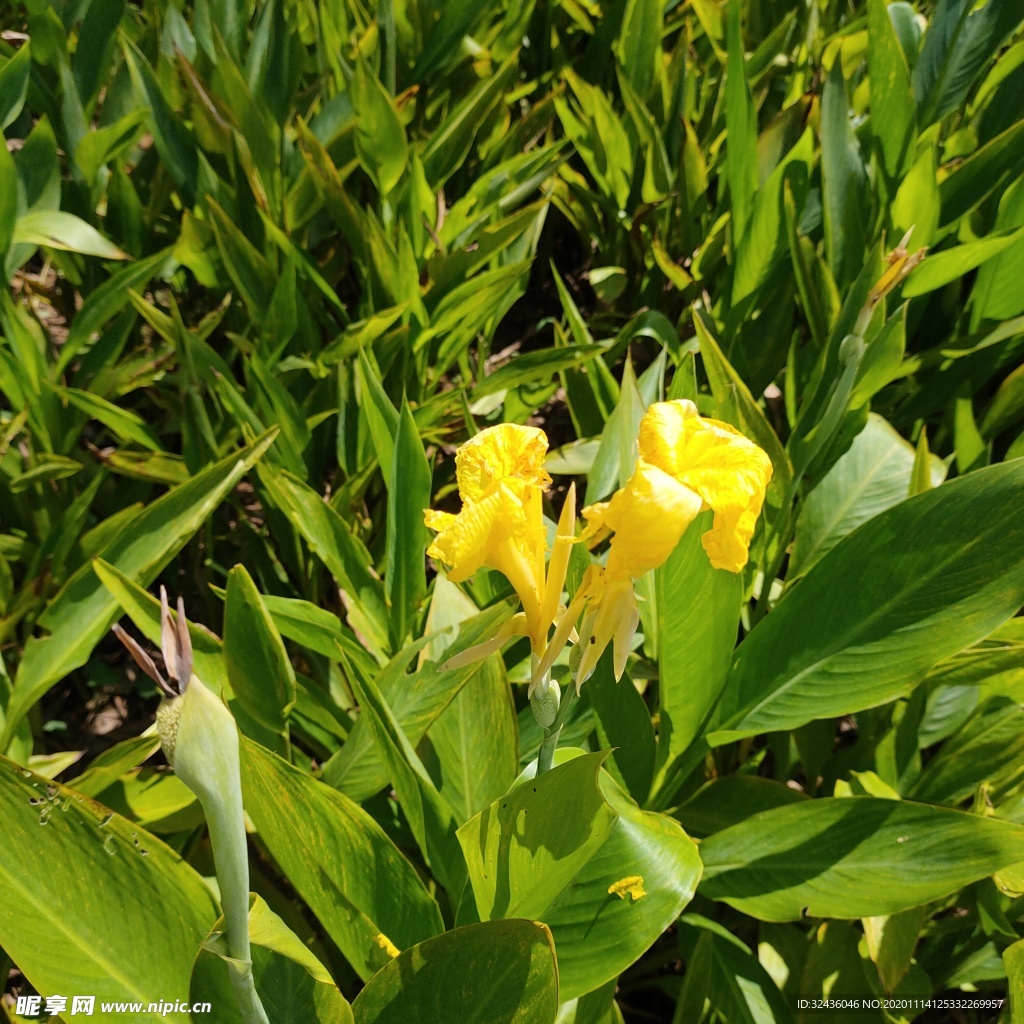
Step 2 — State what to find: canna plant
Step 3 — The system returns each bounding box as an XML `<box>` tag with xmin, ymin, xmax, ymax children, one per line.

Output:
<box><xmin>2</xmin><ymin>0</ymin><xmax>1024</xmax><ymax>1021</ymax></box>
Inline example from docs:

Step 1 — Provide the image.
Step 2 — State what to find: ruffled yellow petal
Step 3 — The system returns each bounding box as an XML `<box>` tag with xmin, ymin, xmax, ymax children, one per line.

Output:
<box><xmin>425</xmin><ymin>485</ymin><xmax>522</xmax><ymax>583</ymax></box>
<box><xmin>583</xmin><ymin>459</ymin><xmax>704</xmax><ymax>581</ymax></box>
<box><xmin>455</xmin><ymin>423</ymin><xmax>551</xmax><ymax>503</ymax></box>
<box><xmin>638</xmin><ymin>400</ymin><xmax>772</xmax><ymax>572</ymax></box>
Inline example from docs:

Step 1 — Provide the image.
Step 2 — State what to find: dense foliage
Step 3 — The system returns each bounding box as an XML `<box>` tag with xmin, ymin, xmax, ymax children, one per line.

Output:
<box><xmin>2</xmin><ymin>0</ymin><xmax>1024</xmax><ymax>1020</ymax></box>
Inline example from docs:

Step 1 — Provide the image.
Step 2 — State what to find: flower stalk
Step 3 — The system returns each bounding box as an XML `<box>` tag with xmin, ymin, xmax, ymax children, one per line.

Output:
<box><xmin>114</xmin><ymin>590</ymin><xmax>269</xmax><ymax>1024</ymax></box>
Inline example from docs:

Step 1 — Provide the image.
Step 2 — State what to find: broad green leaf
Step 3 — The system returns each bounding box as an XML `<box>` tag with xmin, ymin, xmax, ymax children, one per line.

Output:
<box><xmin>72</xmin><ymin>0</ymin><xmax>125</xmax><ymax>110</ymax></box>
<box><xmin>0</xmin><ymin>756</ymin><xmax>217</xmax><ymax>1022</ymax></box>
<box><xmin>675</xmin><ymin>775</ymin><xmax>810</xmax><ymax>839</ymax></box>
<box><xmin>122</xmin><ymin>40</ymin><xmax>199</xmax><ymax>205</ymax></box>
<box><xmin>725</xmin><ymin>0</ymin><xmax>757</xmax><ymax>241</ymax></box>
<box><xmin>355</xmin><ymin>346</ymin><xmax>399</xmax><ymax>480</ymax></box>
<box><xmin>541</xmin><ymin>770</ymin><xmax>702</xmax><ymax>999</ymax></box>
<box><xmin>615</xmin><ymin>0</ymin><xmax>662</xmax><ymax>99</ymax></box>
<box><xmin>789</xmin><ymin>415</ymin><xmax>945</xmax><ymax>578</ymax></box>
<box><xmin>351</xmin><ymin>920</ymin><xmax>558</xmax><ymax>1024</ymax></box>
<box><xmin>13</xmin><ymin>211</ymin><xmax>127</xmax><ymax>260</ymax></box>
<box><xmin>714</xmin><ymin>461</ymin><xmax>1024</xmax><ymax>742</ymax></box>
<box><xmin>1005</xmin><ymin>937</ymin><xmax>1024</xmax><ymax>1023</ymax></box>
<box><xmin>1</xmin><ymin>435</ymin><xmax>275</xmax><ymax>748</ymax></box>
<box><xmin>913</xmin><ymin>0</ymin><xmax>1023</xmax><ymax>126</ymax></box>
<box><xmin>902</xmin><ymin>227</ymin><xmax>1024</xmax><ymax>297</ymax></box>
<box><xmin>0</xmin><ymin>41</ymin><xmax>31</xmax><ymax>130</ymax></box>
<box><xmin>67</xmin><ymin>735</ymin><xmax>161</xmax><ymax>799</ymax></box>
<box><xmin>939</xmin><ymin>118</ymin><xmax>1024</xmax><ymax>227</ymax></box>
<box><xmin>322</xmin><ymin>603</ymin><xmax>513</xmax><ymax>800</ymax></box>
<box><xmin>192</xmin><ymin>895</ymin><xmax>354</xmax><ymax>1024</ymax></box>
<box><xmin>654</xmin><ymin>510</ymin><xmax>741</xmax><ymax>783</ymax></box>
<box><xmin>678</xmin><ymin>915</ymin><xmax>796</xmax><ymax>1024</ymax></box>
<box><xmin>868</xmin><ymin>0</ymin><xmax>916</xmax><ymax>179</ymax></box>
<box><xmin>422</xmin><ymin>54</ymin><xmax>518</xmax><ymax>189</ymax></box>
<box><xmin>224</xmin><ymin>565</ymin><xmax>296</xmax><ymax>738</ymax></box>
<box><xmin>821</xmin><ymin>61</ymin><xmax>868</xmax><ymax>286</ymax></box>
<box><xmin>239</xmin><ymin>738</ymin><xmax>443</xmax><ymax>981</ymax></box>
<box><xmin>256</xmin><ymin>464</ymin><xmax>390</xmax><ymax>658</ymax></box>
<box><xmin>700</xmin><ymin>796</ymin><xmax>1024</xmax><ymax>921</ymax></box>
<box><xmin>351</xmin><ymin>59</ymin><xmax>406</xmax><ymax>195</ymax></box>
<box><xmin>458</xmin><ymin>752</ymin><xmax>618</xmax><ymax>921</ymax></box>
<box><xmin>908</xmin><ymin>697</ymin><xmax>1024</xmax><ymax>805</ymax></box>
<box><xmin>972</xmin><ymin>174</ymin><xmax>1024</xmax><ymax>324</ymax></box>
<box><xmin>458</xmin><ymin>753</ymin><xmax>702</xmax><ymax>1000</ymax></box>
<box><xmin>343</xmin><ymin>656</ymin><xmax>462</xmax><ymax>891</ymax></box>
<box><xmin>385</xmin><ymin>399</ymin><xmax>430</xmax><ymax>645</ymax></box>
<box><xmin>423</xmin><ymin>572</ymin><xmax>518</xmax><ymax>823</ymax></box>
<box><xmin>588</xmin><ymin>659</ymin><xmax>655</xmax><ymax>804</ymax></box>
<box><xmin>75</xmin><ymin>108</ymin><xmax>148</xmax><ymax>185</ymax></box>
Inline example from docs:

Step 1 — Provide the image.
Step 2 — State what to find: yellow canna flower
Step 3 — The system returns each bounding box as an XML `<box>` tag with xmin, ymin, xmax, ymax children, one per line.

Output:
<box><xmin>424</xmin><ymin>424</ymin><xmax>576</xmax><ymax>668</ymax></box>
<box><xmin>539</xmin><ymin>400</ymin><xmax>772</xmax><ymax>689</ymax></box>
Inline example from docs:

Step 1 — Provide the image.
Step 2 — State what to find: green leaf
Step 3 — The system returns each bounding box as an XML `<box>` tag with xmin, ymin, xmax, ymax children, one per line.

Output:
<box><xmin>224</xmin><ymin>565</ymin><xmax>296</xmax><ymax>739</ymax></box>
<box><xmin>458</xmin><ymin>753</ymin><xmax>702</xmax><ymax>1000</ymax></box>
<box><xmin>615</xmin><ymin>0</ymin><xmax>662</xmax><ymax>99</ymax></box>
<box><xmin>13</xmin><ymin>211</ymin><xmax>127</xmax><ymax>260</ymax></box>
<box><xmin>821</xmin><ymin>60</ymin><xmax>868</xmax><ymax>286</ymax></box>
<box><xmin>422</xmin><ymin>54</ymin><xmax>518</xmax><ymax>189</ymax></box>
<box><xmin>48</xmin><ymin>383</ymin><xmax>161</xmax><ymax>450</ymax></box>
<box><xmin>588</xmin><ymin>659</ymin><xmax>655</xmax><ymax>804</ymax></box>
<box><xmin>868</xmin><ymin>0</ymin><xmax>916</xmax><ymax>179</ymax></box>
<box><xmin>1</xmin><ymin>434</ymin><xmax>275</xmax><ymax>749</ymax></box>
<box><xmin>344</xmin><ymin>656</ymin><xmax>463</xmax><ymax>890</ymax></box>
<box><xmin>713</xmin><ymin>461</ymin><xmax>1024</xmax><ymax>742</ymax></box>
<box><xmin>192</xmin><ymin>895</ymin><xmax>354</xmax><ymax>1024</ymax></box>
<box><xmin>700</xmin><ymin>796</ymin><xmax>1024</xmax><ymax>921</ymax></box>
<box><xmin>422</xmin><ymin>573</ymin><xmax>518</xmax><ymax>823</ymax></box>
<box><xmin>654</xmin><ymin>511</ymin><xmax>741</xmax><ymax>781</ymax></box>
<box><xmin>385</xmin><ymin>399</ymin><xmax>431</xmax><ymax>644</ymax></box>
<box><xmin>350</xmin><ymin>920</ymin><xmax>558</xmax><ymax>1024</ymax></box>
<box><xmin>913</xmin><ymin>0</ymin><xmax>1024</xmax><ymax>126</ymax></box>
<box><xmin>1005</xmin><ymin>937</ymin><xmax>1024</xmax><ymax>1023</ymax></box>
<box><xmin>458</xmin><ymin>752</ymin><xmax>618</xmax><ymax>921</ymax></box>
<box><xmin>678</xmin><ymin>915</ymin><xmax>796</xmax><ymax>1024</ymax></box>
<box><xmin>902</xmin><ymin>227</ymin><xmax>1024</xmax><ymax>297</ymax></box>
<box><xmin>789</xmin><ymin>415</ymin><xmax>945</xmax><ymax>578</ymax></box>
<box><xmin>908</xmin><ymin>697</ymin><xmax>1024</xmax><ymax>805</ymax></box>
<box><xmin>207</xmin><ymin>199</ymin><xmax>276</xmax><ymax>320</ymax></box>
<box><xmin>939</xmin><ymin>118</ymin><xmax>1024</xmax><ymax>227</ymax></box>
<box><xmin>322</xmin><ymin>604</ymin><xmax>514</xmax><ymax>800</ymax></box>
<box><xmin>0</xmin><ymin>42</ymin><xmax>31</xmax><ymax>130</ymax></box>
<box><xmin>256</xmin><ymin>464</ymin><xmax>390</xmax><ymax>658</ymax></box>
<box><xmin>725</xmin><ymin>0</ymin><xmax>757</xmax><ymax>242</ymax></box>
<box><xmin>351</xmin><ymin>59</ymin><xmax>407</xmax><ymax>195</ymax></box>
<box><xmin>0</xmin><ymin>756</ymin><xmax>217</xmax><ymax>1022</ymax></box>
<box><xmin>122</xmin><ymin>40</ymin><xmax>198</xmax><ymax>206</ymax></box>
<box><xmin>0</xmin><ymin>139</ymin><xmax>16</xmax><ymax>269</ymax></box>
<box><xmin>239</xmin><ymin>738</ymin><xmax>443</xmax><ymax>981</ymax></box>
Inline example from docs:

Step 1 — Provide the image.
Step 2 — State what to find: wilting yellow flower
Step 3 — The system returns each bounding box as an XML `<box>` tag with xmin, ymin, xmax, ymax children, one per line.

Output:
<box><xmin>538</xmin><ymin>400</ymin><xmax>772</xmax><ymax>688</ymax></box>
<box><xmin>424</xmin><ymin>424</ymin><xmax>576</xmax><ymax>669</ymax></box>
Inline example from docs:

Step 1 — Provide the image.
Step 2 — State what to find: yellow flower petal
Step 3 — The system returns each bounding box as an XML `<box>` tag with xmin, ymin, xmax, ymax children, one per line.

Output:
<box><xmin>425</xmin><ymin>484</ymin><xmax>523</xmax><ymax>583</ymax></box>
<box><xmin>583</xmin><ymin>459</ymin><xmax>704</xmax><ymax>581</ymax></box>
<box><xmin>538</xmin><ymin>483</ymin><xmax>577</xmax><ymax>633</ymax></box>
<box><xmin>608</xmin><ymin>875</ymin><xmax>647</xmax><ymax>901</ymax></box>
<box><xmin>638</xmin><ymin>400</ymin><xmax>772</xmax><ymax>572</ymax></box>
<box><xmin>455</xmin><ymin>423</ymin><xmax>551</xmax><ymax>503</ymax></box>
<box><xmin>575</xmin><ymin>573</ymin><xmax>639</xmax><ymax>685</ymax></box>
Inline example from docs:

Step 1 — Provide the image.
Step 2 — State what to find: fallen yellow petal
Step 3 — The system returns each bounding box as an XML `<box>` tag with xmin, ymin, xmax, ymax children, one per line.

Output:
<box><xmin>374</xmin><ymin>933</ymin><xmax>400</xmax><ymax>958</ymax></box>
<box><xmin>608</xmin><ymin>875</ymin><xmax>647</xmax><ymax>901</ymax></box>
